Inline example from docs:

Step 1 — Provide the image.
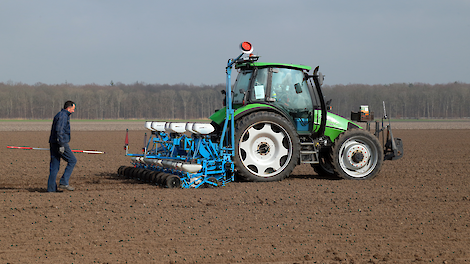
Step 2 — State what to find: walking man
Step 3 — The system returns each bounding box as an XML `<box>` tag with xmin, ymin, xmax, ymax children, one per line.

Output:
<box><xmin>47</xmin><ymin>101</ymin><xmax>77</xmax><ymax>192</ymax></box>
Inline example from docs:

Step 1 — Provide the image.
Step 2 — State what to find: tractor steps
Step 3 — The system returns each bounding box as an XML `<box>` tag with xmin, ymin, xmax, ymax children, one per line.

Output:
<box><xmin>299</xmin><ymin>142</ymin><xmax>319</xmax><ymax>164</ymax></box>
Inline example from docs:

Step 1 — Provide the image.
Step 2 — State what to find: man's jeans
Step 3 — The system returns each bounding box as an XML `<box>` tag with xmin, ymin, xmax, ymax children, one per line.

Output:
<box><xmin>47</xmin><ymin>143</ymin><xmax>77</xmax><ymax>192</ymax></box>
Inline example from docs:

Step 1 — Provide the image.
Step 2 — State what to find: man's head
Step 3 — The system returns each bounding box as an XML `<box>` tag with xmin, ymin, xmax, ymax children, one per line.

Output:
<box><xmin>64</xmin><ymin>100</ymin><xmax>76</xmax><ymax>114</ymax></box>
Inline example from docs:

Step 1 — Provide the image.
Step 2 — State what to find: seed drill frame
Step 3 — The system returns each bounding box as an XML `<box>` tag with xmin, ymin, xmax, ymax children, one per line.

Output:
<box><xmin>118</xmin><ymin>44</ymin><xmax>253</xmax><ymax>188</ymax></box>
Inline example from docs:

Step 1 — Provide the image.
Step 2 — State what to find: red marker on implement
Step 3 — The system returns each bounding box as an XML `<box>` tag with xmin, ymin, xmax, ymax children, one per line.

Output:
<box><xmin>7</xmin><ymin>145</ymin><xmax>105</xmax><ymax>154</ymax></box>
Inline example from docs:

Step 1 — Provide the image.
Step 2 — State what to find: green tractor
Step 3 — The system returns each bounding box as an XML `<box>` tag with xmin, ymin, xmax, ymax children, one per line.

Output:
<box><xmin>122</xmin><ymin>42</ymin><xmax>404</xmax><ymax>188</ymax></box>
<box><xmin>209</xmin><ymin>42</ymin><xmax>403</xmax><ymax>182</ymax></box>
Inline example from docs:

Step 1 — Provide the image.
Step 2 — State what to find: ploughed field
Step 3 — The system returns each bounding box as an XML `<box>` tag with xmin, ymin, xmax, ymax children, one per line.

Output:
<box><xmin>1</xmin><ymin>122</ymin><xmax>469</xmax><ymax>263</ymax></box>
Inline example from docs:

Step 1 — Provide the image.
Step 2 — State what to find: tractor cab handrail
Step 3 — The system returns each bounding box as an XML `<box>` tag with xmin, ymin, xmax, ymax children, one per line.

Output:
<box><xmin>308</xmin><ymin>69</ymin><xmax>327</xmax><ymax>137</ymax></box>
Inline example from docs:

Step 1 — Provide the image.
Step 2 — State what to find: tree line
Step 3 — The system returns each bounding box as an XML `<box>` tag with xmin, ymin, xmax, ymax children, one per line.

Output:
<box><xmin>0</xmin><ymin>81</ymin><xmax>469</xmax><ymax>120</ymax></box>
<box><xmin>0</xmin><ymin>82</ymin><xmax>225</xmax><ymax>120</ymax></box>
<box><xmin>323</xmin><ymin>82</ymin><xmax>470</xmax><ymax>120</ymax></box>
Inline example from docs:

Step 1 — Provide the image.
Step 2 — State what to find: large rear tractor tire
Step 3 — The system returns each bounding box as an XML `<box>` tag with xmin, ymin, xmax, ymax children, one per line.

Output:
<box><xmin>332</xmin><ymin>129</ymin><xmax>383</xmax><ymax>180</ymax></box>
<box><xmin>234</xmin><ymin>112</ymin><xmax>300</xmax><ymax>182</ymax></box>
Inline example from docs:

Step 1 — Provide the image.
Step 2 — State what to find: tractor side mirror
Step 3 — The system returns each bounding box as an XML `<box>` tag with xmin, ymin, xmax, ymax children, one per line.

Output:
<box><xmin>310</xmin><ymin>67</ymin><xmax>325</xmax><ymax>86</ymax></box>
<box><xmin>318</xmin><ymin>72</ymin><xmax>324</xmax><ymax>86</ymax></box>
<box><xmin>294</xmin><ymin>83</ymin><xmax>302</xmax><ymax>94</ymax></box>
<box><xmin>221</xmin><ymin>90</ymin><xmax>226</xmax><ymax>106</ymax></box>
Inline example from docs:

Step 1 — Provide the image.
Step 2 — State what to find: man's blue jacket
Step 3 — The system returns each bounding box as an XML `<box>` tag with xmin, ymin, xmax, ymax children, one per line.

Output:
<box><xmin>49</xmin><ymin>109</ymin><xmax>72</xmax><ymax>146</ymax></box>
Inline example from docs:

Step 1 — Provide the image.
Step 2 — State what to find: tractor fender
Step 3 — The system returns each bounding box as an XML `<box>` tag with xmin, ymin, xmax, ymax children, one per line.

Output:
<box><xmin>233</xmin><ymin>103</ymin><xmax>293</xmax><ymax>124</ymax></box>
<box><xmin>209</xmin><ymin>103</ymin><xmax>294</xmax><ymax>136</ymax></box>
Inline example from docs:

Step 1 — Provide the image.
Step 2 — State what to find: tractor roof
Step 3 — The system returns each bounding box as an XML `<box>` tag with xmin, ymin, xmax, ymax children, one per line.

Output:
<box><xmin>235</xmin><ymin>61</ymin><xmax>312</xmax><ymax>72</ymax></box>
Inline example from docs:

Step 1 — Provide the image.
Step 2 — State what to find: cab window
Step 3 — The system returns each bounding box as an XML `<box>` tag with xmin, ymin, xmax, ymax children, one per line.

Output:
<box><xmin>270</xmin><ymin>68</ymin><xmax>313</xmax><ymax>112</ymax></box>
<box><xmin>250</xmin><ymin>68</ymin><xmax>269</xmax><ymax>101</ymax></box>
<box><xmin>232</xmin><ymin>70</ymin><xmax>252</xmax><ymax>104</ymax></box>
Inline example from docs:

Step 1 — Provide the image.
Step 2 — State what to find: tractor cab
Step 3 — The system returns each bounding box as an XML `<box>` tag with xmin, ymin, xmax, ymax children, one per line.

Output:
<box><xmin>232</xmin><ymin>62</ymin><xmax>321</xmax><ymax>133</ymax></box>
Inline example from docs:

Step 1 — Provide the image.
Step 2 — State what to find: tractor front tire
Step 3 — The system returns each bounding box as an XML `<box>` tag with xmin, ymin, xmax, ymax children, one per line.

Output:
<box><xmin>234</xmin><ymin>112</ymin><xmax>300</xmax><ymax>182</ymax></box>
<box><xmin>332</xmin><ymin>129</ymin><xmax>383</xmax><ymax>180</ymax></box>
<box><xmin>311</xmin><ymin>149</ymin><xmax>336</xmax><ymax>178</ymax></box>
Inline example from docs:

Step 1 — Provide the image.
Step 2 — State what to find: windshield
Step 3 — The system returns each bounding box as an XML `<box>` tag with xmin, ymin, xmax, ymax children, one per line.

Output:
<box><xmin>232</xmin><ymin>70</ymin><xmax>252</xmax><ymax>104</ymax></box>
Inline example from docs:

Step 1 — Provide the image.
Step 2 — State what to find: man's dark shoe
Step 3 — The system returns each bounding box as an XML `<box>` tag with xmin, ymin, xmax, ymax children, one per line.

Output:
<box><xmin>58</xmin><ymin>184</ymin><xmax>75</xmax><ymax>191</ymax></box>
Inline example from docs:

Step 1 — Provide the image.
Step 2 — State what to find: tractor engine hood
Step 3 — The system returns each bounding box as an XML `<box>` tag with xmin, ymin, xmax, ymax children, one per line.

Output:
<box><xmin>314</xmin><ymin>110</ymin><xmax>362</xmax><ymax>141</ymax></box>
<box><xmin>329</xmin><ymin>112</ymin><xmax>360</xmax><ymax>130</ymax></box>
<box><xmin>314</xmin><ymin>110</ymin><xmax>361</xmax><ymax>130</ymax></box>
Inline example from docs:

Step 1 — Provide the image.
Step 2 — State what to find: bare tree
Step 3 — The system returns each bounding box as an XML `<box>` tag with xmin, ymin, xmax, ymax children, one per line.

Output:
<box><xmin>178</xmin><ymin>90</ymin><xmax>192</xmax><ymax>120</ymax></box>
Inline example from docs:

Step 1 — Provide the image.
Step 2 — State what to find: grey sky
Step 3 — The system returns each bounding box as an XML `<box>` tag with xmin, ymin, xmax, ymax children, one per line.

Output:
<box><xmin>1</xmin><ymin>0</ymin><xmax>469</xmax><ymax>86</ymax></box>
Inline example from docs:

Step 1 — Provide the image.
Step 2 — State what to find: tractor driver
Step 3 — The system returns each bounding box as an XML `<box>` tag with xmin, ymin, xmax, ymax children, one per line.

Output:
<box><xmin>271</xmin><ymin>69</ymin><xmax>295</xmax><ymax>107</ymax></box>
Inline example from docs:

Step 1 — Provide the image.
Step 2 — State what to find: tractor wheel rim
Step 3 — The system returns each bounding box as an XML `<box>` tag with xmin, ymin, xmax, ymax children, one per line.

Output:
<box><xmin>338</xmin><ymin>136</ymin><xmax>378</xmax><ymax>178</ymax></box>
<box><xmin>239</xmin><ymin>121</ymin><xmax>292</xmax><ymax>177</ymax></box>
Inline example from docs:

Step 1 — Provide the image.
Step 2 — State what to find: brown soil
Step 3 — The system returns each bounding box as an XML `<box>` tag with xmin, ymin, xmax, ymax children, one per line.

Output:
<box><xmin>1</xmin><ymin>125</ymin><xmax>469</xmax><ymax>263</ymax></box>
